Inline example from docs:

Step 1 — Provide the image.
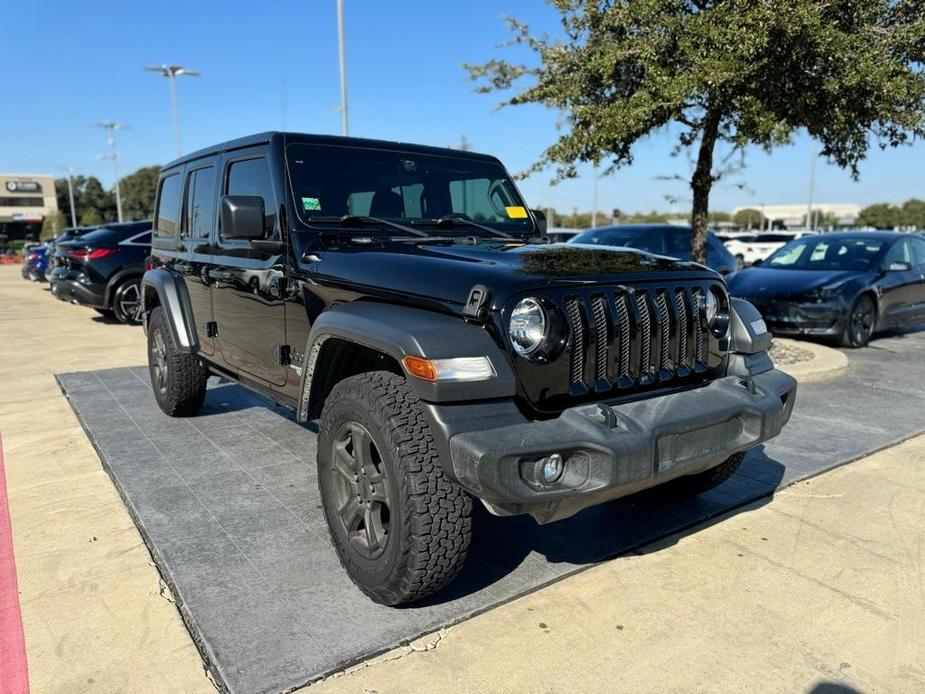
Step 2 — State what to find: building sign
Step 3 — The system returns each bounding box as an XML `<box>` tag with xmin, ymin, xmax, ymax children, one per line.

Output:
<box><xmin>5</xmin><ymin>181</ymin><xmax>42</xmax><ymax>193</ymax></box>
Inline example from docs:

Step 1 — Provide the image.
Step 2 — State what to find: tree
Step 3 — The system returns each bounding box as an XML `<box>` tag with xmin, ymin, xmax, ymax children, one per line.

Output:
<box><xmin>733</xmin><ymin>208</ymin><xmax>764</xmax><ymax>229</ymax></box>
<box><xmin>119</xmin><ymin>166</ymin><xmax>161</xmax><ymax>221</ymax></box>
<box><xmin>41</xmin><ymin>210</ymin><xmax>66</xmax><ymax>240</ymax></box>
<box><xmin>857</xmin><ymin>203</ymin><xmax>898</xmax><ymax>229</ymax></box>
<box><xmin>899</xmin><ymin>198</ymin><xmax>925</xmax><ymax>229</ymax></box>
<box><xmin>466</xmin><ymin>1</ymin><xmax>925</xmax><ymax>263</ymax></box>
<box><xmin>80</xmin><ymin>207</ymin><xmax>103</xmax><ymax>227</ymax></box>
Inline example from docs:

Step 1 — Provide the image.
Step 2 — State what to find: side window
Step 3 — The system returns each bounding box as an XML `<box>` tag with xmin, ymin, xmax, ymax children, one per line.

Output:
<box><xmin>910</xmin><ymin>238</ymin><xmax>925</xmax><ymax>267</ymax></box>
<box><xmin>885</xmin><ymin>239</ymin><xmax>913</xmax><ymax>266</ymax></box>
<box><xmin>224</xmin><ymin>157</ymin><xmax>276</xmax><ymax>237</ymax></box>
<box><xmin>632</xmin><ymin>229</ymin><xmax>665</xmax><ymax>255</ymax></box>
<box><xmin>665</xmin><ymin>228</ymin><xmax>691</xmax><ymax>256</ymax></box>
<box><xmin>183</xmin><ymin>167</ymin><xmax>216</xmax><ymax>240</ymax></box>
<box><xmin>155</xmin><ymin>174</ymin><xmax>182</xmax><ymax>238</ymax></box>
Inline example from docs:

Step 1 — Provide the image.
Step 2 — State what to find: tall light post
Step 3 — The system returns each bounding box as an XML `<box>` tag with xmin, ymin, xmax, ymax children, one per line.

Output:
<box><xmin>806</xmin><ymin>140</ymin><xmax>817</xmax><ymax>231</ymax></box>
<box><xmin>64</xmin><ymin>168</ymin><xmax>77</xmax><ymax>227</ymax></box>
<box><xmin>93</xmin><ymin>122</ymin><xmax>125</xmax><ymax>223</ymax></box>
<box><xmin>336</xmin><ymin>0</ymin><xmax>350</xmax><ymax>136</ymax></box>
<box><xmin>145</xmin><ymin>65</ymin><xmax>200</xmax><ymax>157</ymax></box>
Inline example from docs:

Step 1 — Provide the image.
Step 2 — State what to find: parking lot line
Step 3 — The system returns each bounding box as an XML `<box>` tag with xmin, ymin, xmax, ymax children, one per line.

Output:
<box><xmin>0</xmin><ymin>433</ymin><xmax>30</xmax><ymax>694</ymax></box>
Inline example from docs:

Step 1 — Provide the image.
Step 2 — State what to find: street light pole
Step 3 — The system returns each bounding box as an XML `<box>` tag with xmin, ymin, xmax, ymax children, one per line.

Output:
<box><xmin>145</xmin><ymin>65</ymin><xmax>200</xmax><ymax>157</ymax></box>
<box><xmin>93</xmin><ymin>122</ymin><xmax>124</xmax><ymax>223</ymax></box>
<box><xmin>65</xmin><ymin>168</ymin><xmax>77</xmax><ymax>227</ymax></box>
<box><xmin>336</xmin><ymin>0</ymin><xmax>350</xmax><ymax>136</ymax></box>
<box><xmin>806</xmin><ymin>140</ymin><xmax>817</xmax><ymax>231</ymax></box>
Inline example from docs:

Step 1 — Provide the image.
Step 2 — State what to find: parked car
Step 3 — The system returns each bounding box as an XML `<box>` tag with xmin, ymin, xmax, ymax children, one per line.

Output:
<box><xmin>49</xmin><ymin>220</ymin><xmax>152</xmax><ymax>324</ymax></box>
<box><xmin>727</xmin><ymin>231</ymin><xmax>925</xmax><ymax>347</ymax></box>
<box><xmin>567</xmin><ymin>224</ymin><xmax>738</xmax><ymax>274</ymax></box>
<box><xmin>21</xmin><ymin>243</ymin><xmax>50</xmax><ymax>281</ymax></box>
<box><xmin>724</xmin><ymin>231</ymin><xmax>816</xmax><ymax>267</ymax></box>
<box><xmin>141</xmin><ymin>132</ymin><xmax>796</xmax><ymax>605</ymax></box>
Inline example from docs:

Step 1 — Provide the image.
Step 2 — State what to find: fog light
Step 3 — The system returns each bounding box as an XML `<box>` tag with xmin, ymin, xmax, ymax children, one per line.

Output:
<box><xmin>541</xmin><ymin>453</ymin><xmax>564</xmax><ymax>484</ymax></box>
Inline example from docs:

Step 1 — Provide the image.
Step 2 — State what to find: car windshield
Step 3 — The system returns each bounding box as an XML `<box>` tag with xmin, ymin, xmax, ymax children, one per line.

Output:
<box><xmin>286</xmin><ymin>144</ymin><xmax>534</xmax><ymax>235</ymax></box>
<box><xmin>568</xmin><ymin>228</ymin><xmax>646</xmax><ymax>248</ymax></box>
<box><xmin>764</xmin><ymin>237</ymin><xmax>885</xmax><ymax>270</ymax></box>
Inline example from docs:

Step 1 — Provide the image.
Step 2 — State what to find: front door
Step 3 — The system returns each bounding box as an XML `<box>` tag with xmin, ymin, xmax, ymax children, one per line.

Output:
<box><xmin>179</xmin><ymin>161</ymin><xmax>218</xmax><ymax>354</ymax></box>
<box><xmin>211</xmin><ymin>153</ymin><xmax>288</xmax><ymax>386</ymax></box>
<box><xmin>879</xmin><ymin>239</ymin><xmax>922</xmax><ymax>326</ymax></box>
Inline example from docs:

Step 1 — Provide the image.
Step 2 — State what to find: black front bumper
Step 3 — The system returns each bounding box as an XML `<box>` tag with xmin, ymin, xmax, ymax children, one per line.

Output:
<box><xmin>446</xmin><ymin>369</ymin><xmax>796</xmax><ymax>523</ymax></box>
<box><xmin>744</xmin><ymin>298</ymin><xmax>846</xmax><ymax>337</ymax></box>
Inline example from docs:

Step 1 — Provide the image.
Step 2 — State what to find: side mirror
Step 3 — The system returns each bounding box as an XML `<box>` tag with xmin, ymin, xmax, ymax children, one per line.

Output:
<box><xmin>751</xmin><ymin>258</ymin><xmax>763</xmax><ymax>266</ymax></box>
<box><xmin>888</xmin><ymin>260</ymin><xmax>912</xmax><ymax>272</ymax></box>
<box><xmin>221</xmin><ymin>195</ymin><xmax>266</xmax><ymax>241</ymax></box>
<box><xmin>531</xmin><ymin>209</ymin><xmax>548</xmax><ymax>235</ymax></box>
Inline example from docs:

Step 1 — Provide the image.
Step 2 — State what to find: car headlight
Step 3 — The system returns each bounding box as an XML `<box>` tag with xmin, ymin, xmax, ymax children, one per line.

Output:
<box><xmin>509</xmin><ymin>297</ymin><xmax>548</xmax><ymax>357</ymax></box>
<box><xmin>702</xmin><ymin>287</ymin><xmax>730</xmax><ymax>337</ymax></box>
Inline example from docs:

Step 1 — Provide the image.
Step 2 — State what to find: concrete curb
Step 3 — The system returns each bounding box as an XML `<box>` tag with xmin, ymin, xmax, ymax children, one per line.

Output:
<box><xmin>773</xmin><ymin>337</ymin><xmax>849</xmax><ymax>383</ymax></box>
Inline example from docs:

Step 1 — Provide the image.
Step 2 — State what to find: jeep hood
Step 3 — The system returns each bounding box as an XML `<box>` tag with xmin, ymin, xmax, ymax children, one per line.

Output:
<box><xmin>308</xmin><ymin>240</ymin><xmax>717</xmax><ymax>310</ymax></box>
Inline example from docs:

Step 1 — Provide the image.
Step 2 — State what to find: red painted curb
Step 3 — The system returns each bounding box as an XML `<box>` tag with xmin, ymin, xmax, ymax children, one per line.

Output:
<box><xmin>0</xmin><ymin>433</ymin><xmax>29</xmax><ymax>694</ymax></box>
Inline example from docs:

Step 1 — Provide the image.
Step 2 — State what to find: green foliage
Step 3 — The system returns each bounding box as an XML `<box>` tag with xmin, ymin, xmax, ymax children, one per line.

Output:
<box><xmin>733</xmin><ymin>208</ymin><xmax>764</xmax><ymax>228</ymax></box>
<box><xmin>857</xmin><ymin>198</ymin><xmax>925</xmax><ymax>229</ymax></box>
<box><xmin>40</xmin><ymin>210</ymin><xmax>66</xmax><ymax>240</ymax></box>
<box><xmin>80</xmin><ymin>207</ymin><xmax>103</xmax><ymax>227</ymax></box>
<box><xmin>119</xmin><ymin>166</ymin><xmax>160</xmax><ymax>221</ymax></box>
<box><xmin>466</xmin><ymin>1</ymin><xmax>925</xmax><ymax>262</ymax></box>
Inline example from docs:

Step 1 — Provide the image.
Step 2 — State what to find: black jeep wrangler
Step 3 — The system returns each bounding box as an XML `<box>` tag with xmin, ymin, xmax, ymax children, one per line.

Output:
<box><xmin>142</xmin><ymin>132</ymin><xmax>796</xmax><ymax>605</ymax></box>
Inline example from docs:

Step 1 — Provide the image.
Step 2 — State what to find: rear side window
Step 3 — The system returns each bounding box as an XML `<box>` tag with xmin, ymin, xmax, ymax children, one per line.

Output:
<box><xmin>183</xmin><ymin>167</ymin><xmax>216</xmax><ymax>240</ymax></box>
<box><xmin>156</xmin><ymin>174</ymin><xmax>182</xmax><ymax>238</ymax></box>
<box><xmin>225</xmin><ymin>157</ymin><xmax>276</xmax><ymax>236</ymax></box>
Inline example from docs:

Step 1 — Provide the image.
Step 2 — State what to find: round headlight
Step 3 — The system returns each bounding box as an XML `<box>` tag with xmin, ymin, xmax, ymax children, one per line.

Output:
<box><xmin>705</xmin><ymin>290</ymin><xmax>718</xmax><ymax>324</ymax></box>
<box><xmin>509</xmin><ymin>298</ymin><xmax>548</xmax><ymax>357</ymax></box>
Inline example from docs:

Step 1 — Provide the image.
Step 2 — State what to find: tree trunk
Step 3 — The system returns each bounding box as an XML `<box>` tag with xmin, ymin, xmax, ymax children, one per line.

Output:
<box><xmin>690</xmin><ymin>109</ymin><xmax>722</xmax><ymax>265</ymax></box>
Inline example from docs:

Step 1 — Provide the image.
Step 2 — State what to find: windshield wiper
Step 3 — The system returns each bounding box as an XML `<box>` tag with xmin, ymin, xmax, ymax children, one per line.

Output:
<box><xmin>411</xmin><ymin>216</ymin><xmax>516</xmax><ymax>240</ymax></box>
<box><xmin>311</xmin><ymin>215</ymin><xmax>430</xmax><ymax>238</ymax></box>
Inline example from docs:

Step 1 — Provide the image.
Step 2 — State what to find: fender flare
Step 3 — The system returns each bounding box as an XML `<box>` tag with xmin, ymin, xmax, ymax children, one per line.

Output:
<box><xmin>296</xmin><ymin>301</ymin><xmax>517</xmax><ymax>421</ymax></box>
<box><xmin>141</xmin><ymin>268</ymin><xmax>198</xmax><ymax>353</ymax></box>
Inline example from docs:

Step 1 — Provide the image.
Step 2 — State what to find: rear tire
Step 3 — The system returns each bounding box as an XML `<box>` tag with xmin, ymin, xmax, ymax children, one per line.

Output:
<box><xmin>112</xmin><ymin>277</ymin><xmax>144</xmax><ymax>325</ymax></box>
<box><xmin>317</xmin><ymin>371</ymin><xmax>472</xmax><ymax>605</ymax></box>
<box><xmin>147</xmin><ymin>306</ymin><xmax>208</xmax><ymax>417</ymax></box>
<box><xmin>659</xmin><ymin>452</ymin><xmax>745</xmax><ymax>498</ymax></box>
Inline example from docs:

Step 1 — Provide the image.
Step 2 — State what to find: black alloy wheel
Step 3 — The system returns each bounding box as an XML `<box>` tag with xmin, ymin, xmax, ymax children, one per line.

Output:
<box><xmin>329</xmin><ymin>422</ymin><xmax>392</xmax><ymax>559</ymax></box>
<box><xmin>113</xmin><ymin>278</ymin><xmax>144</xmax><ymax>325</ymax></box>
<box><xmin>843</xmin><ymin>295</ymin><xmax>875</xmax><ymax>348</ymax></box>
<box><xmin>150</xmin><ymin>328</ymin><xmax>169</xmax><ymax>397</ymax></box>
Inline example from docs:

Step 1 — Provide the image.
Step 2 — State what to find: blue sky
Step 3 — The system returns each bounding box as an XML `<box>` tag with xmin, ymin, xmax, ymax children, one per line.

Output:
<box><xmin>2</xmin><ymin>0</ymin><xmax>921</xmax><ymax>214</ymax></box>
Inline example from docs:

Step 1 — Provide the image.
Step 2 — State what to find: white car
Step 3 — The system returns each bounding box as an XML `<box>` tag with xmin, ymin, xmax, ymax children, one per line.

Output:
<box><xmin>724</xmin><ymin>231</ymin><xmax>816</xmax><ymax>266</ymax></box>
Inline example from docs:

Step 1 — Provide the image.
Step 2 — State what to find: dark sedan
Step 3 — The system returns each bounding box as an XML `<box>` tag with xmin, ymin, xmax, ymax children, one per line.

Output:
<box><xmin>568</xmin><ymin>224</ymin><xmax>738</xmax><ymax>275</ymax></box>
<box><xmin>727</xmin><ymin>232</ymin><xmax>925</xmax><ymax>347</ymax></box>
<box><xmin>49</xmin><ymin>221</ymin><xmax>152</xmax><ymax>324</ymax></box>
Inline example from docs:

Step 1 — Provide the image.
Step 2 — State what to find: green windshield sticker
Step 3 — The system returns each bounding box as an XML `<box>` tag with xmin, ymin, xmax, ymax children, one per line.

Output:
<box><xmin>302</xmin><ymin>197</ymin><xmax>321</xmax><ymax>211</ymax></box>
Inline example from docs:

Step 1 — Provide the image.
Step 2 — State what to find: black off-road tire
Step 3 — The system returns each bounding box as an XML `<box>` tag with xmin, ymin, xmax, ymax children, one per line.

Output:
<box><xmin>147</xmin><ymin>306</ymin><xmax>208</xmax><ymax>417</ymax></box>
<box><xmin>317</xmin><ymin>371</ymin><xmax>472</xmax><ymax>605</ymax></box>
<box><xmin>659</xmin><ymin>452</ymin><xmax>745</xmax><ymax>498</ymax></box>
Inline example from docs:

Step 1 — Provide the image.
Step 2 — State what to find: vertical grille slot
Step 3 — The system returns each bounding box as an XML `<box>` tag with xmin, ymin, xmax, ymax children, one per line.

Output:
<box><xmin>635</xmin><ymin>292</ymin><xmax>654</xmax><ymax>379</ymax></box>
<box><xmin>590</xmin><ymin>294</ymin><xmax>610</xmax><ymax>386</ymax></box>
<box><xmin>565</xmin><ymin>297</ymin><xmax>587</xmax><ymax>391</ymax></box>
<box><xmin>692</xmin><ymin>286</ymin><xmax>706</xmax><ymax>365</ymax></box>
<box><xmin>655</xmin><ymin>291</ymin><xmax>672</xmax><ymax>372</ymax></box>
<box><xmin>675</xmin><ymin>288</ymin><xmax>690</xmax><ymax>370</ymax></box>
<box><xmin>614</xmin><ymin>293</ymin><xmax>632</xmax><ymax>381</ymax></box>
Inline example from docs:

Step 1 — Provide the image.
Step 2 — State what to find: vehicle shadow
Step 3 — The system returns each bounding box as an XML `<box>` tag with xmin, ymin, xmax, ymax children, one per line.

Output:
<box><xmin>191</xmin><ymin>378</ymin><xmax>786</xmax><ymax>606</ymax></box>
<box><xmin>415</xmin><ymin>448</ymin><xmax>784</xmax><ymax>606</ymax></box>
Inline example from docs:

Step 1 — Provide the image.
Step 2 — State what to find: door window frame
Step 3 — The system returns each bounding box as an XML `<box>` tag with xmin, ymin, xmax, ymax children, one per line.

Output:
<box><xmin>219</xmin><ymin>151</ymin><xmax>278</xmax><ymax>248</ymax></box>
<box><xmin>181</xmin><ymin>159</ymin><xmax>219</xmax><ymax>244</ymax></box>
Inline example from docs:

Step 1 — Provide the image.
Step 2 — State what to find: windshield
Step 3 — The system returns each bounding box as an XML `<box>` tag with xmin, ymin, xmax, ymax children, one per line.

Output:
<box><xmin>568</xmin><ymin>228</ymin><xmax>657</xmax><ymax>250</ymax></box>
<box><xmin>286</xmin><ymin>144</ymin><xmax>534</xmax><ymax>235</ymax></box>
<box><xmin>765</xmin><ymin>237</ymin><xmax>885</xmax><ymax>271</ymax></box>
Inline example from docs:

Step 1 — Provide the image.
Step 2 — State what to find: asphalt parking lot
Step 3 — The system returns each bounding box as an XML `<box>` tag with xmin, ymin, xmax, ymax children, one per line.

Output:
<box><xmin>2</xmin><ymin>265</ymin><xmax>925</xmax><ymax>693</ymax></box>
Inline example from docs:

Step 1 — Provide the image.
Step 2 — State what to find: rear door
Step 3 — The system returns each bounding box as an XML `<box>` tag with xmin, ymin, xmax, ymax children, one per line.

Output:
<box><xmin>909</xmin><ymin>237</ymin><xmax>925</xmax><ymax>319</ymax></box>
<box><xmin>179</xmin><ymin>161</ymin><xmax>219</xmax><ymax>355</ymax></box>
<box><xmin>211</xmin><ymin>152</ymin><xmax>288</xmax><ymax>385</ymax></box>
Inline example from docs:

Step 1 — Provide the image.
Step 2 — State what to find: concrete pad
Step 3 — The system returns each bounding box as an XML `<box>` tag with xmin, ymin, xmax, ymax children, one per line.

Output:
<box><xmin>306</xmin><ymin>434</ymin><xmax>925</xmax><ymax>693</ymax></box>
<box><xmin>0</xmin><ymin>267</ymin><xmax>212</xmax><ymax>694</ymax></box>
<box><xmin>58</xmin><ymin>324</ymin><xmax>925</xmax><ymax>693</ymax></box>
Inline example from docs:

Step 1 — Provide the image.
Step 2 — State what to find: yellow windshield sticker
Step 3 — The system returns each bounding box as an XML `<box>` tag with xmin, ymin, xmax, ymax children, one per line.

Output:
<box><xmin>505</xmin><ymin>205</ymin><xmax>528</xmax><ymax>219</ymax></box>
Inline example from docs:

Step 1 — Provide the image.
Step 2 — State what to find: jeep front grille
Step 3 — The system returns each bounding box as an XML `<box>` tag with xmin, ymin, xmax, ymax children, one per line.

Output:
<box><xmin>557</xmin><ymin>283</ymin><xmax>719</xmax><ymax>396</ymax></box>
